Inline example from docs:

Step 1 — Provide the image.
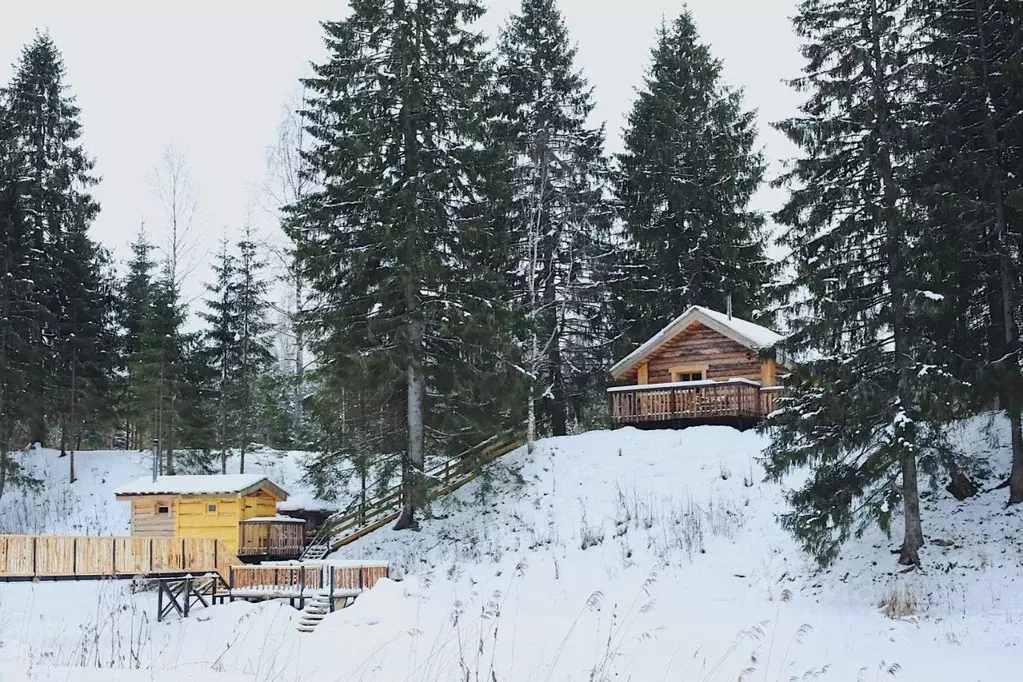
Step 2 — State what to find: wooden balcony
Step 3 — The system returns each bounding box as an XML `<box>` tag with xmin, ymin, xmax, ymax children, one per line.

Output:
<box><xmin>238</xmin><ymin>518</ymin><xmax>305</xmax><ymax>559</ymax></box>
<box><xmin>608</xmin><ymin>379</ymin><xmax>783</xmax><ymax>428</ymax></box>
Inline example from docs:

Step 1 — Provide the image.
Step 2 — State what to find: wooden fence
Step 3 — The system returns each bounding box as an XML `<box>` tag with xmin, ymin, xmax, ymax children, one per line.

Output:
<box><xmin>0</xmin><ymin>534</ymin><xmax>241</xmax><ymax>582</ymax></box>
<box><xmin>307</xmin><ymin>431</ymin><xmax>526</xmax><ymax>554</ymax></box>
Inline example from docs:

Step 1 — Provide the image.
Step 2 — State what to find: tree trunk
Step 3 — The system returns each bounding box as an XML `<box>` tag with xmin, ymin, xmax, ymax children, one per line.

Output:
<box><xmin>1009</xmin><ymin>396</ymin><xmax>1023</xmax><ymax>504</ymax></box>
<box><xmin>395</xmin><ymin>320</ymin><xmax>425</xmax><ymax>531</ymax></box>
<box><xmin>549</xmin><ymin>344</ymin><xmax>567</xmax><ymax>437</ymax></box>
<box><xmin>899</xmin><ymin>450</ymin><xmax>924</xmax><ymax>565</ymax></box>
<box><xmin>869</xmin><ymin>0</ymin><xmax>922</xmax><ymax>565</ymax></box>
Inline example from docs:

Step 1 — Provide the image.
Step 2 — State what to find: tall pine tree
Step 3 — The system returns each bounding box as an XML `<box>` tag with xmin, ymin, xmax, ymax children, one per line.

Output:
<box><xmin>200</xmin><ymin>237</ymin><xmax>240</xmax><ymax>472</ymax></box>
<box><xmin>0</xmin><ymin>77</ymin><xmax>40</xmax><ymax>496</ymax></box>
<box><xmin>3</xmin><ymin>34</ymin><xmax>107</xmax><ymax>448</ymax></box>
<box><xmin>287</xmin><ymin>0</ymin><xmax>519</xmax><ymax>529</ymax></box>
<box><xmin>766</xmin><ymin>0</ymin><xmax>963</xmax><ymax>567</ymax></box>
<box><xmin>234</xmin><ymin>225</ymin><xmax>274</xmax><ymax>473</ymax></box>
<box><xmin>613</xmin><ymin>12</ymin><xmax>771</xmax><ymax>349</ymax></box>
<box><xmin>911</xmin><ymin>0</ymin><xmax>1023</xmax><ymax>504</ymax></box>
<box><xmin>119</xmin><ymin>227</ymin><xmax>157</xmax><ymax>450</ymax></box>
<box><xmin>496</xmin><ymin>0</ymin><xmax>614</xmax><ymax>440</ymax></box>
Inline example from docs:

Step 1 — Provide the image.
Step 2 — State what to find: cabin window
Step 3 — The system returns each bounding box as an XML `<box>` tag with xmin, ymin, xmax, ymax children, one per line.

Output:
<box><xmin>672</xmin><ymin>370</ymin><xmax>703</xmax><ymax>382</ymax></box>
<box><xmin>207</xmin><ymin>503</ymin><xmax>217</xmax><ymax>513</ymax></box>
<box><xmin>157</xmin><ymin>506</ymin><xmax>170</xmax><ymax>514</ymax></box>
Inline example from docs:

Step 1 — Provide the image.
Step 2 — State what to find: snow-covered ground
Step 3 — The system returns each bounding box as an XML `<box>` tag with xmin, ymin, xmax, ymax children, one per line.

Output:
<box><xmin>1</xmin><ymin>416</ymin><xmax>1021</xmax><ymax>680</ymax></box>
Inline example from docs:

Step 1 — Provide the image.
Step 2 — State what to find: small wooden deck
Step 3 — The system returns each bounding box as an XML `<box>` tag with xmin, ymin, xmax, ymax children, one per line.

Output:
<box><xmin>221</xmin><ymin>561</ymin><xmax>389</xmax><ymax>603</ymax></box>
<box><xmin>608</xmin><ymin>379</ymin><xmax>784</xmax><ymax>428</ymax></box>
<box><xmin>238</xmin><ymin>518</ymin><xmax>305</xmax><ymax>559</ymax></box>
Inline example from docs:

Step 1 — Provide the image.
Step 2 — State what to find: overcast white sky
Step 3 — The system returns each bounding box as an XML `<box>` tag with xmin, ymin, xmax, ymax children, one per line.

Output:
<box><xmin>1</xmin><ymin>0</ymin><xmax>803</xmax><ymax>303</ymax></box>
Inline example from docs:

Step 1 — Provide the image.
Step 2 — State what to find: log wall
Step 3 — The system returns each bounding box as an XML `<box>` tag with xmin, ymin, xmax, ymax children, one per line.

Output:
<box><xmin>644</xmin><ymin>322</ymin><xmax>762</xmax><ymax>385</ymax></box>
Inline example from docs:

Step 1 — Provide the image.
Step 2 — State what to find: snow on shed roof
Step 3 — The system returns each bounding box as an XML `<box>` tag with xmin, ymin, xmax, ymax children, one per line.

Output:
<box><xmin>610</xmin><ymin>305</ymin><xmax>785</xmax><ymax>380</ymax></box>
<box><xmin>114</xmin><ymin>474</ymin><xmax>288</xmax><ymax>500</ymax></box>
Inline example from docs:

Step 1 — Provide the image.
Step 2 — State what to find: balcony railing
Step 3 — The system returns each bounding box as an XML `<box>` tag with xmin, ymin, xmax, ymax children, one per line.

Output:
<box><xmin>608</xmin><ymin>379</ymin><xmax>782</xmax><ymax>426</ymax></box>
<box><xmin>238</xmin><ymin>517</ymin><xmax>306</xmax><ymax>558</ymax></box>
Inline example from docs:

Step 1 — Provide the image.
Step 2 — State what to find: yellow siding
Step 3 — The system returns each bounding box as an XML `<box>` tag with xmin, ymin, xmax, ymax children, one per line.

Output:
<box><xmin>175</xmin><ymin>496</ymin><xmax>243</xmax><ymax>553</ymax></box>
<box><xmin>760</xmin><ymin>358</ymin><xmax>777</xmax><ymax>387</ymax></box>
<box><xmin>240</xmin><ymin>491</ymin><xmax>278</xmax><ymax>520</ymax></box>
<box><xmin>637</xmin><ymin>363</ymin><xmax>649</xmax><ymax>385</ymax></box>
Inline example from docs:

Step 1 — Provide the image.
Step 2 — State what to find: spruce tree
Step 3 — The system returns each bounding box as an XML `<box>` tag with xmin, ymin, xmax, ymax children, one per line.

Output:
<box><xmin>496</xmin><ymin>0</ymin><xmax>614</xmax><ymax>439</ymax></box>
<box><xmin>234</xmin><ymin>225</ymin><xmax>274</xmax><ymax>473</ymax></box>
<box><xmin>133</xmin><ymin>268</ymin><xmax>188</xmax><ymax>475</ymax></box>
<box><xmin>0</xmin><ymin>86</ymin><xmax>40</xmax><ymax>496</ymax></box>
<box><xmin>200</xmin><ymin>237</ymin><xmax>240</xmax><ymax>472</ymax></box>
<box><xmin>3</xmin><ymin>34</ymin><xmax>104</xmax><ymax>447</ymax></box>
<box><xmin>119</xmin><ymin>228</ymin><xmax>157</xmax><ymax>449</ymax></box>
<box><xmin>765</xmin><ymin>0</ymin><xmax>962</xmax><ymax>567</ymax></box>
<box><xmin>911</xmin><ymin>0</ymin><xmax>1023</xmax><ymax>504</ymax></box>
<box><xmin>613</xmin><ymin>11</ymin><xmax>771</xmax><ymax>348</ymax></box>
<box><xmin>288</xmin><ymin>0</ymin><xmax>518</xmax><ymax>529</ymax></box>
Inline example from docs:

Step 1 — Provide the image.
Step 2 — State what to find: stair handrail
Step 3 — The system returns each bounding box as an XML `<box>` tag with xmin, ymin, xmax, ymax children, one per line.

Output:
<box><xmin>304</xmin><ymin>429</ymin><xmax>525</xmax><ymax>554</ymax></box>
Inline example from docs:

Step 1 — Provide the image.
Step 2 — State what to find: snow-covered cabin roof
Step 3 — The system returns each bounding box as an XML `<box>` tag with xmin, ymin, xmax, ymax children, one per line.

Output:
<box><xmin>610</xmin><ymin>305</ymin><xmax>785</xmax><ymax>380</ymax></box>
<box><xmin>114</xmin><ymin>474</ymin><xmax>289</xmax><ymax>501</ymax></box>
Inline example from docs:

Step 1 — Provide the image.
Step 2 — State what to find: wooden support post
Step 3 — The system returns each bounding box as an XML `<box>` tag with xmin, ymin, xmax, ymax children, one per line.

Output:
<box><xmin>229</xmin><ymin>564</ymin><xmax>234</xmax><ymax>589</ymax></box>
<box><xmin>149</xmin><ymin>538</ymin><xmax>154</xmax><ymax>572</ymax></box>
<box><xmin>111</xmin><ymin>537</ymin><xmax>116</xmax><ymax>576</ymax></box>
<box><xmin>329</xmin><ymin>568</ymin><xmax>335</xmax><ymax>613</ymax></box>
<box><xmin>72</xmin><ymin>537</ymin><xmax>77</xmax><ymax>575</ymax></box>
<box><xmin>181</xmin><ymin>538</ymin><xmax>186</xmax><ymax>570</ymax></box>
<box><xmin>183</xmin><ymin>576</ymin><xmax>192</xmax><ymax>617</ymax></box>
<box><xmin>31</xmin><ymin>537</ymin><xmax>37</xmax><ymax>577</ymax></box>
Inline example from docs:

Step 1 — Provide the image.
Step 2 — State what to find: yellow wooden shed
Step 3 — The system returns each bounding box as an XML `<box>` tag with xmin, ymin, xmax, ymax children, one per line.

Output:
<box><xmin>114</xmin><ymin>474</ymin><xmax>305</xmax><ymax>559</ymax></box>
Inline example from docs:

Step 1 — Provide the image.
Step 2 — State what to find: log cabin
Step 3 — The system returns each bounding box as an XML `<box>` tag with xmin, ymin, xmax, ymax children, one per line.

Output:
<box><xmin>114</xmin><ymin>474</ymin><xmax>305</xmax><ymax>560</ymax></box>
<box><xmin>608</xmin><ymin>305</ymin><xmax>787</xmax><ymax>429</ymax></box>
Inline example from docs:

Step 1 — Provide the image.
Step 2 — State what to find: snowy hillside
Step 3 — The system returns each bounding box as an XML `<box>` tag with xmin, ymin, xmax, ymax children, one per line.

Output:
<box><xmin>1</xmin><ymin>418</ymin><xmax>1022</xmax><ymax>680</ymax></box>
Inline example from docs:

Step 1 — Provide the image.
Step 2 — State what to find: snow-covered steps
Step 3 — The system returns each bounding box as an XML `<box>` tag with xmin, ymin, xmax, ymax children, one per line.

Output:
<box><xmin>296</xmin><ymin>592</ymin><xmax>334</xmax><ymax>633</ymax></box>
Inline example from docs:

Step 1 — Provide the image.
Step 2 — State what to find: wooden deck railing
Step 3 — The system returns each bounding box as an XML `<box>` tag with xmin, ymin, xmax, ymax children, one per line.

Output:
<box><xmin>608</xmin><ymin>379</ymin><xmax>776</xmax><ymax>425</ymax></box>
<box><xmin>0</xmin><ymin>534</ymin><xmax>241</xmax><ymax>583</ymax></box>
<box><xmin>227</xmin><ymin>561</ymin><xmax>389</xmax><ymax>596</ymax></box>
<box><xmin>307</xmin><ymin>431</ymin><xmax>526</xmax><ymax>554</ymax></box>
<box><xmin>238</xmin><ymin>519</ymin><xmax>305</xmax><ymax>557</ymax></box>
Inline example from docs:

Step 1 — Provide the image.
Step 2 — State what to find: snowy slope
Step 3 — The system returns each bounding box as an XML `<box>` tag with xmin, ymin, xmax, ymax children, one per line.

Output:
<box><xmin>1</xmin><ymin>418</ymin><xmax>1022</xmax><ymax>680</ymax></box>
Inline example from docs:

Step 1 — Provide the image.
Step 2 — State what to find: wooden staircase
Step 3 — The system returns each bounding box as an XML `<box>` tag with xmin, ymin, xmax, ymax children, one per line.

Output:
<box><xmin>302</xmin><ymin>431</ymin><xmax>526</xmax><ymax>559</ymax></box>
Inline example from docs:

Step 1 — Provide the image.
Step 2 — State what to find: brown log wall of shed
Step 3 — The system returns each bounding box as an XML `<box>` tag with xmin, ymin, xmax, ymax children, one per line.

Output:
<box><xmin>644</xmin><ymin>323</ymin><xmax>763</xmax><ymax>385</ymax></box>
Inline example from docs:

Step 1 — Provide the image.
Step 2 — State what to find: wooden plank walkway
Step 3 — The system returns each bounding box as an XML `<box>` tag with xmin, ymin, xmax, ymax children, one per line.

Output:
<box><xmin>0</xmin><ymin>534</ymin><xmax>241</xmax><ymax>583</ymax></box>
<box><xmin>303</xmin><ymin>431</ymin><xmax>526</xmax><ymax>557</ymax></box>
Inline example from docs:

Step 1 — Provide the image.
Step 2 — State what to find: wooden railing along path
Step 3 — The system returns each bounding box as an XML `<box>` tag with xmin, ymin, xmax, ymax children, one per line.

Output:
<box><xmin>306</xmin><ymin>431</ymin><xmax>526</xmax><ymax>556</ymax></box>
<box><xmin>0</xmin><ymin>534</ymin><xmax>242</xmax><ymax>583</ymax></box>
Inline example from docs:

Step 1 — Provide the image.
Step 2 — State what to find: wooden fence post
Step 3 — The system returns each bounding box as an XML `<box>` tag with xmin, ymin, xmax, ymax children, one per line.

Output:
<box><xmin>31</xmin><ymin>537</ymin><xmax>37</xmax><ymax>577</ymax></box>
<box><xmin>72</xmin><ymin>537</ymin><xmax>77</xmax><ymax>575</ymax></box>
<box><xmin>149</xmin><ymin>538</ymin><xmax>154</xmax><ymax>572</ymax></box>
<box><xmin>181</xmin><ymin>538</ymin><xmax>186</xmax><ymax>571</ymax></box>
<box><xmin>329</xmin><ymin>567</ymin><xmax>335</xmax><ymax>613</ymax></box>
<box><xmin>111</xmin><ymin>537</ymin><xmax>116</xmax><ymax>576</ymax></box>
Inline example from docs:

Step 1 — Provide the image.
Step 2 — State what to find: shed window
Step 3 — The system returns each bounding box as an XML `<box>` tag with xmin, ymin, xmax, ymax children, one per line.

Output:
<box><xmin>207</xmin><ymin>503</ymin><xmax>217</xmax><ymax>513</ymax></box>
<box><xmin>157</xmin><ymin>506</ymin><xmax>170</xmax><ymax>514</ymax></box>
